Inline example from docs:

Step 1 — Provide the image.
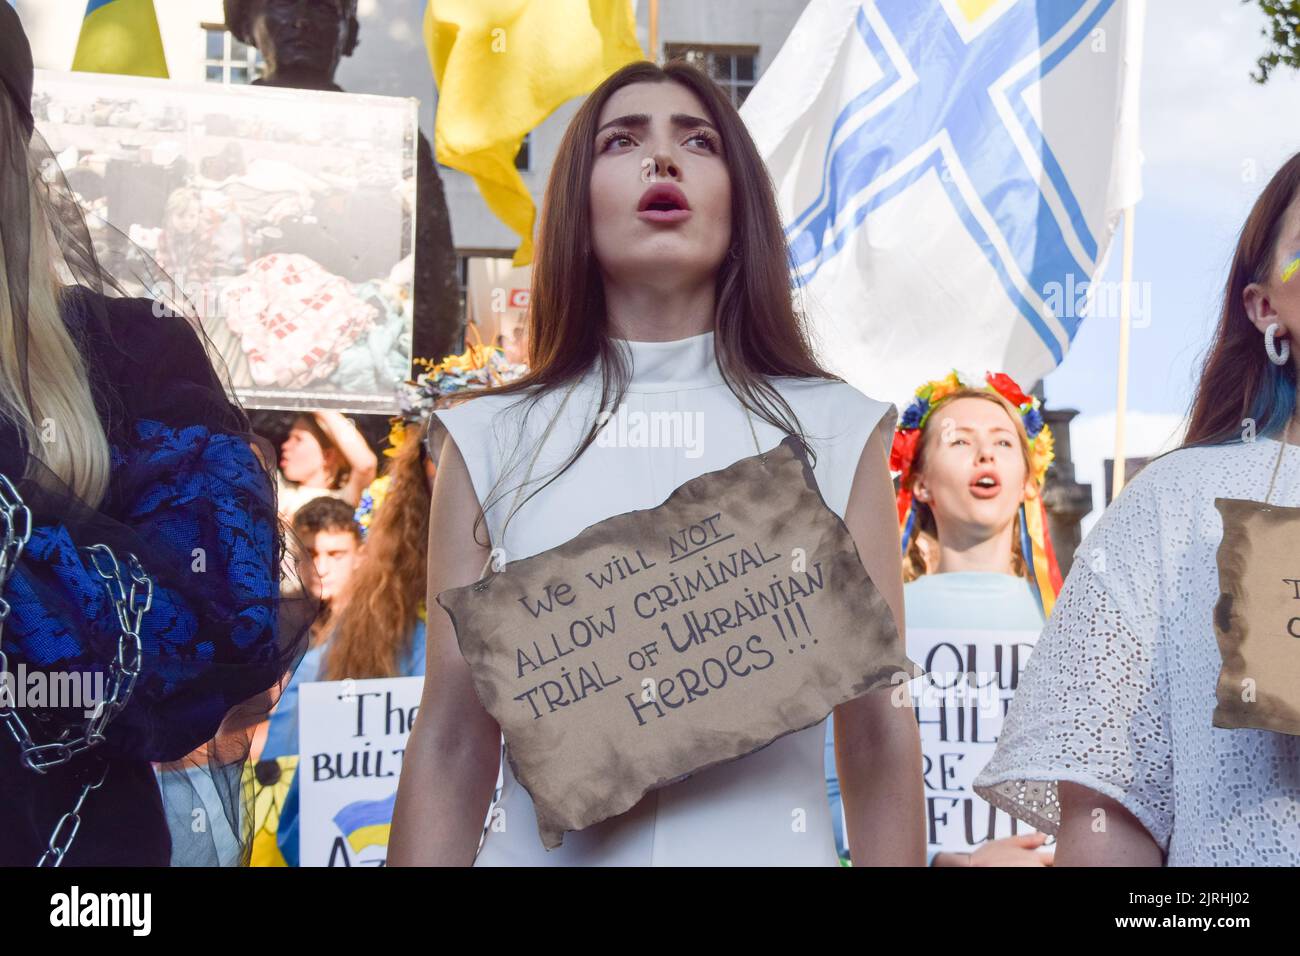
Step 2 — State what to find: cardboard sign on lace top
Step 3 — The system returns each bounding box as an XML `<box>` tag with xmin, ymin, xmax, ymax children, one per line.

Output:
<box><xmin>1213</xmin><ymin>424</ymin><xmax>1300</xmax><ymax>736</ymax></box>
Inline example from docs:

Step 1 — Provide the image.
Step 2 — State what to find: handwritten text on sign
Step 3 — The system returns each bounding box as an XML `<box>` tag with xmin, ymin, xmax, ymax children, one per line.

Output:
<box><xmin>299</xmin><ymin>676</ymin><xmax>422</xmax><ymax>867</ymax></box>
<box><xmin>511</xmin><ymin>511</ymin><xmax>832</xmax><ymax>727</ymax></box>
<box><xmin>903</xmin><ymin>626</ymin><xmax>1042</xmax><ymax>855</ymax></box>
<box><xmin>438</xmin><ymin>435</ymin><xmax>914</xmax><ymax>848</ymax></box>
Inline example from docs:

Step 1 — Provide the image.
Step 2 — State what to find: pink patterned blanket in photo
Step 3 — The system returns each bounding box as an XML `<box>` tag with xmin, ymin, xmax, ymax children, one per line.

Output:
<box><xmin>222</xmin><ymin>253</ymin><xmax>378</xmax><ymax>388</ymax></box>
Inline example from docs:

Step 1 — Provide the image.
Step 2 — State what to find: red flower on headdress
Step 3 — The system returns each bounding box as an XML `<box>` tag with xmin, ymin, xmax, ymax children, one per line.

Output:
<box><xmin>890</xmin><ymin>428</ymin><xmax>921</xmax><ymax>476</ymax></box>
<box><xmin>985</xmin><ymin>371</ymin><xmax>1032</xmax><ymax>409</ymax></box>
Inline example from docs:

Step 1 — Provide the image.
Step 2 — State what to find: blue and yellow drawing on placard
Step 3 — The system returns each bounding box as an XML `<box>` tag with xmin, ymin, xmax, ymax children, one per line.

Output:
<box><xmin>332</xmin><ymin>791</ymin><xmax>397</xmax><ymax>853</ymax></box>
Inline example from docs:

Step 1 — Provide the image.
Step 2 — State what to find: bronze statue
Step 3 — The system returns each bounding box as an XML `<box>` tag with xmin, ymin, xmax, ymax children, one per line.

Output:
<box><xmin>226</xmin><ymin>0</ymin><xmax>358</xmax><ymax>92</ymax></box>
<box><xmin>225</xmin><ymin>0</ymin><xmax>464</xmax><ymax>368</ymax></box>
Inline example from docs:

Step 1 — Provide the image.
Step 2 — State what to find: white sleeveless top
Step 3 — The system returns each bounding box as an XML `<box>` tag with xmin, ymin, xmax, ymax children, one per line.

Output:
<box><xmin>430</xmin><ymin>329</ymin><xmax>896</xmax><ymax>866</ymax></box>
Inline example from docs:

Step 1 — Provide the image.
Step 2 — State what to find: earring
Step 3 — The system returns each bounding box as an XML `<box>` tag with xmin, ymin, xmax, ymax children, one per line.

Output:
<box><xmin>1265</xmin><ymin>323</ymin><xmax>1291</xmax><ymax>366</ymax></box>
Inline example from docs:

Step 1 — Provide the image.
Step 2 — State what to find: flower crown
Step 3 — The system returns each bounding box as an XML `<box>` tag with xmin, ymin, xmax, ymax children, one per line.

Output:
<box><xmin>890</xmin><ymin>370</ymin><xmax>1055</xmax><ymax>491</ymax></box>
<box><xmin>353</xmin><ymin>473</ymin><xmax>391</xmax><ymax>540</ymax></box>
<box><xmin>385</xmin><ymin>344</ymin><xmax>529</xmax><ymax>458</ymax></box>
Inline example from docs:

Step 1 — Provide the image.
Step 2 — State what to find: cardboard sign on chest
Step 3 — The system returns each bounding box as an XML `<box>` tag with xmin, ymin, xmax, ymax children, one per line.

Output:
<box><xmin>1213</xmin><ymin>497</ymin><xmax>1300</xmax><ymax>736</ymax></box>
<box><xmin>438</xmin><ymin>434</ymin><xmax>917</xmax><ymax>849</ymax></box>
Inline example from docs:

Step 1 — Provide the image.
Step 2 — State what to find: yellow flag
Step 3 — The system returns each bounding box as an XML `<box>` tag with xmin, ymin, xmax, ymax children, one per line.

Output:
<box><xmin>424</xmin><ymin>0</ymin><xmax>644</xmax><ymax>266</ymax></box>
<box><xmin>72</xmin><ymin>0</ymin><xmax>169</xmax><ymax>79</ymax></box>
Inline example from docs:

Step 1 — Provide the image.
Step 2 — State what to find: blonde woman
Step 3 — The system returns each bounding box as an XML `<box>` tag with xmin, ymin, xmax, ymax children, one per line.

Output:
<box><xmin>0</xmin><ymin>6</ymin><xmax>306</xmax><ymax>866</ymax></box>
<box><xmin>889</xmin><ymin>371</ymin><xmax>1059</xmax><ymax>867</ymax></box>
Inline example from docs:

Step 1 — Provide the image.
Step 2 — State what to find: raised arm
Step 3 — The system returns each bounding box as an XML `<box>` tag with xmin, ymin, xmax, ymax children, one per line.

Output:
<box><xmin>833</xmin><ymin>426</ymin><xmax>926</xmax><ymax>866</ymax></box>
<box><xmin>314</xmin><ymin>410</ymin><xmax>378</xmax><ymax>507</ymax></box>
<box><xmin>387</xmin><ymin>433</ymin><xmax>502</xmax><ymax>866</ymax></box>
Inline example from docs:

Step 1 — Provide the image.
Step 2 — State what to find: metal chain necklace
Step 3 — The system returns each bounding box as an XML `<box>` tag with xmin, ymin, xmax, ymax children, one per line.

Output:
<box><xmin>0</xmin><ymin>474</ymin><xmax>154</xmax><ymax>866</ymax></box>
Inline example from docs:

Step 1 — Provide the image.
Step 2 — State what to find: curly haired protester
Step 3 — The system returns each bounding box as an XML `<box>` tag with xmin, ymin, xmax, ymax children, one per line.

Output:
<box><xmin>387</xmin><ymin>60</ymin><xmax>923</xmax><ymax>867</ymax></box>
<box><xmin>0</xmin><ymin>5</ymin><xmax>310</xmax><ymax>866</ymax></box>
<box><xmin>974</xmin><ymin>152</ymin><xmax>1300</xmax><ymax>866</ymax></box>
<box><xmin>256</xmin><ymin>345</ymin><xmax>528</xmax><ymax>866</ymax></box>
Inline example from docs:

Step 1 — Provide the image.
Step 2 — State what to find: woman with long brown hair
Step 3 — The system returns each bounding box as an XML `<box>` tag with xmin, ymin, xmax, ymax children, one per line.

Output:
<box><xmin>975</xmin><ymin>152</ymin><xmax>1300</xmax><ymax>865</ymax></box>
<box><xmin>320</xmin><ymin>429</ymin><xmax>432</xmax><ymax>682</ymax></box>
<box><xmin>319</xmin><ymin>342</ymin><xmax>529</xmax><ymax>682</ymax></box>
<box><xmin>262</xmin><ymin>428</ymin><xmax>433</xmax><ymax>866</ymax></box>
<box><xmin>388</xmin><ymin>60</ymin><xmax>922</xmax><ymax>866</ymax></box>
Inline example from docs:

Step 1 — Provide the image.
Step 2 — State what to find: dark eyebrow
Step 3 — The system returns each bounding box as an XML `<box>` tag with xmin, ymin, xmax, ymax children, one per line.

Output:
<box><xmin>595</xmin><ymin>112</ymin><xmax>719</xmax><ymax>136</ymax></box>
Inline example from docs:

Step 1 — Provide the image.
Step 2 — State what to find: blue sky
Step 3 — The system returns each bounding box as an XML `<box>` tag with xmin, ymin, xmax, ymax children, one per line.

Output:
<box><xmin>1040</xmin><ymin>0</ymin><xmax>1300</xmax><ymax>523</ymax></box>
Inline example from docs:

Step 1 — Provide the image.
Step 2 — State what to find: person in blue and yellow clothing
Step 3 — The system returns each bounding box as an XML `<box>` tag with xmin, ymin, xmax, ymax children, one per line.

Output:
<box><xmin>271</xmin><ymin>432</ymin><xmax>430</xmax><ymax>865</ymax></box>
<box><xmin>260</xmin><ymin>497</ymin><xmax>366</xmax><ymax>762</ymax></box>
<box><xmin>250</xmin><ymin>496</ymin><xmax>368</xmax><ymax>866</ymax></box>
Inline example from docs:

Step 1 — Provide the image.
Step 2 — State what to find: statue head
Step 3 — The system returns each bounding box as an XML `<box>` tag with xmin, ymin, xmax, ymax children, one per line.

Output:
<box><xmin>225</xmin><ymin>0</ymin><xmax>360</xmax><ymax>88</ymax></box>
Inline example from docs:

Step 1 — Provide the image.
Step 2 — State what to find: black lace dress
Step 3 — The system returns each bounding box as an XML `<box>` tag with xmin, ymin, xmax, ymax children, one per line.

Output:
<box><xmin>0</xmin><ymin>288</ymin><xmax>307</xmax><ymax>865</ymax></box>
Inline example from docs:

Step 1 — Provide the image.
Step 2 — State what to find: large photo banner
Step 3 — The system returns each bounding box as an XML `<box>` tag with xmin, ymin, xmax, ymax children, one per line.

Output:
<box><xmin>32</xmin><ymin>69</ymin><xmax>417</xmax><ymax>413</ymax></box>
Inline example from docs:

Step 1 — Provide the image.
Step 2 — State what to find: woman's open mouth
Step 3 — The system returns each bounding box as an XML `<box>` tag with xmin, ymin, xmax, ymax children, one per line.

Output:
<box><xmin>969</xmin><ymin>470</ymin><xmax>1002</xmax><ymax>499</ymax></box>
<box><xmin>637</xmin><ymin>183</ymin><xmax>692</xmax><ymax>224</ymax></box>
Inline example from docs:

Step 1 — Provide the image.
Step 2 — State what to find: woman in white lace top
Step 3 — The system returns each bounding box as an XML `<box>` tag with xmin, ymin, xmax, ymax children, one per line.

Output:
<box><xmin>974</xmin><ymin>152</ymin><xmax>1300</xmax><ymax>866</ymax></box>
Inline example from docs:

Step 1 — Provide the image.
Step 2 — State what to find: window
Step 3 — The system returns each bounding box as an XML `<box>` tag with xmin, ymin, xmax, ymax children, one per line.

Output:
<box><xmin>456</xmin><ymin>250</ymin><xmax>518</xmax><ymax>323</ymax></box>
<box><xmin>202</xmin><ymin>25</ymin><xmax>265</xmax><ymax>85</ymax></box>
<box><xmin>663</xmin><ymin>44</ymin><xmax>758</xmax><ymax>107</ymax></box>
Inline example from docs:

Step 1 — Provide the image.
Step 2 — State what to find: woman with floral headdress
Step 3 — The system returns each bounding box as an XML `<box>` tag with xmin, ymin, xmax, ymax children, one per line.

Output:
<box><xmin>826</xmin><ymin>370</ymin><xmax>1061</xmax><ymax>866</ymax></box>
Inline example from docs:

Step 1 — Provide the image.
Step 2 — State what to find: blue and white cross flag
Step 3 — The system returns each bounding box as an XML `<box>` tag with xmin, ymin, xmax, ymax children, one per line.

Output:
<box><xmin>741</xmin><ymin>0</ymin><xmax>1145</xmax><ymax>404</ymax></box>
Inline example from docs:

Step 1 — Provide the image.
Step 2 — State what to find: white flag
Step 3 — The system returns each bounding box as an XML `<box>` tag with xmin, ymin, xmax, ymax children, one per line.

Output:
<box><xmin>741</xmin><ymin>0</ymin><xmax>1145</xmax><ymax>405</ymax></box>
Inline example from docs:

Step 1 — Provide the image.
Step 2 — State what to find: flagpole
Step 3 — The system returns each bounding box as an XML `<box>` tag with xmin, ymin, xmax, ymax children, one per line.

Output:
<box><xmin>1111</xmin><ymin>205</ymin><xmax>1135</xmax><ymax>500</ymax></box>
<box><xmin>649</xmin><ymin>0</ymin><xmax>659</xmax><ymax>63</ymax></box>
